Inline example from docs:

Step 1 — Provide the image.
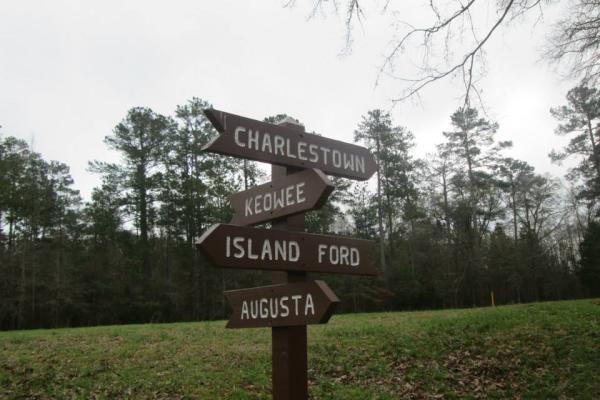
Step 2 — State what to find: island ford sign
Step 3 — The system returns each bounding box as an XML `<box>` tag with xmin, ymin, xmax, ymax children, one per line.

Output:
<box><xmin>197</xmin><ymin>223</ymin><xmax>377</xmax><ymax>276</ymax></box>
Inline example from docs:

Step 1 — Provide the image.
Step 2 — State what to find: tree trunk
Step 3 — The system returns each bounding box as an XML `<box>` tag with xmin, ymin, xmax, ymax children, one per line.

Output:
<box><xmin>54</xmin><ymin>223</ymin><xmax>63</xmax><ymax>327</ymax></box>
<box><xmin>408</xmin><ymin>216</ymin><xmax>416</xmax><ymax>280</ymax></box>
<box><xmin>375</xmin><ymin>134</ymin><xmax>386</xmax><ymax>277</ymax></box>
<box><xmin>386</xmin><ymin>193</ymin><xmax>394</xmax><ymax>256</ymax></box>
<box><xmin>442</xmin><ymin>167</ymin><xmax>451</xmax><ymax>241</ymax></box>
<box><xmin>17</xmin><ymin>240</ymin><xmax>26</xmax><ymax>329</ymax></box>
<box><xmin>586</xmin><ymin>117</ymin><xmax>600</xmax><ymax>178</ymax></box>
<box><xmin>138</xmin><ymin>165</ymin><xmax>151</xmax><ymax>277</ymax></box>
<box><xmin>8</xmin><ymin>212</ymin><xmax>14</xmax><ymax>253</ymax></box>
<box><xmin>31</xmin><ymin>241</ymin><xmax>36</xmax><ymax>327</ymax></box>
<box><xmin>511</xmin><ymin>181</ymin><xmax>518</xmax><ymax>242</ymax></box>
<box><xmin>166</xmin><ymin>230</ymin><xmax>171</xmax><ymax>285</ymax></box>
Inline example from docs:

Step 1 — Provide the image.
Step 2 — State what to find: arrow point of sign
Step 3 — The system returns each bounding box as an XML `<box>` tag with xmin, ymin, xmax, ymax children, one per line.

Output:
<box><xmin>229</xmin><ymin>214</ymin><xmax>242</xmax><ymax>226</ymax></box>
<box><xmin>201</xmin><ymin>136</ymin><xmax>218</xmax><ymax>153</ymax></box>
<box><xmin>311</xmin><ymin>169</ymin><xmax>335</xmax><ymax>209</ymax></box>
<box><xmin>314</xmin><ymin>280</ymin><xmax>340</xmax><ymax>324</ymax></box>
<box><xmin>313</xmin><ymin>168</ymin><xmax>332</xmax><ymax>186</ymax></box>
<box><xmin>224</xmin><ymin>290</ymin><xmax>235</xmax><ymax>329</ymax></box>
<box><xmin>196</xmin><ymin>223</ymin><xmax>220</xmax><ymax>246</ymax></box>
<box><xmin>196</xmin><ymin>224</ymin><xmax>222</xmax><ymax>266</ymax></box>
<box><xmin>203</xmin><ymin>109</ymin><xmax>223</xmax><ymax>132</ymax></box>
<box><xmin>201</xmin><ymin>109</ymin><xmax>226</xmax><ymax>153</ymax></box>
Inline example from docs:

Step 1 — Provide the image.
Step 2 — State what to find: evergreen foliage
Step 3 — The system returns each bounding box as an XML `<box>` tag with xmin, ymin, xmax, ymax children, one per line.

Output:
<box><xmin>0</xmin><ymin>91</ymin><xmax>598</xmax><ymax>330</ymax></box>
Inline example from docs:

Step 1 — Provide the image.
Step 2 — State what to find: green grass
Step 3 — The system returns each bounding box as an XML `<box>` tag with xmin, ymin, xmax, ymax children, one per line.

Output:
<box><xmin>1</xmin><ymin>299</ymin><xmax>599</xmax><ymax>399</ymax></box>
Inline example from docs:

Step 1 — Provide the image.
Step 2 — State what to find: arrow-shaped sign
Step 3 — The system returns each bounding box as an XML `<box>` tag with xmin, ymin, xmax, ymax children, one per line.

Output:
<box><xmin>230</xmin><ymin>169</ymin><xmax>334</xmax><ymax>226</ymax></box>
<box><xmin>196</xmin><ymin>224</ymin><xmax>377</xmax><ymax>276</ymax></box>
<box><xmin>224</xmin><ymin>280</ymin><xmax>339</xmax><ymax>329</ymax></box>
<box><xmin>203</xmin><ymin>109</ymin><xmax>377</xmax><ymax>181</ymax></box>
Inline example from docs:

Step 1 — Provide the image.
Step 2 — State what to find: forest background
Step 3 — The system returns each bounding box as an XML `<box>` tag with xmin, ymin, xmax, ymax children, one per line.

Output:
<box><xmin>1</xmin><ymin>87</ymin><xmax>599</xmax><ymax>330</ymax></box>
<box><xmin>2</xmin><ymin>0</ymin><xmax>600</xmax><ymax>330</ymax></box>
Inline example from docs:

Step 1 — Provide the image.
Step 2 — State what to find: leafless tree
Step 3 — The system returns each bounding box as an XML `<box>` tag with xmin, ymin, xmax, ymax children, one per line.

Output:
<box><xmin>286</xmin><ymin>1</ymin><xmax>600</xmax><ymax>105</ymax></box>
<box><xmin>547</xmin><ymin>0</ymin><xmax>600</xmax><ymax>85</ymax></box>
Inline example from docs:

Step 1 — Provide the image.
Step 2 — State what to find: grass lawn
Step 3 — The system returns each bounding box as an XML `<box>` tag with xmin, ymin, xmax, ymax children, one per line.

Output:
<box><xmin>1</xmin><ymin>299</ymin><xmax>599</xmax><ymax>399</ymax></box>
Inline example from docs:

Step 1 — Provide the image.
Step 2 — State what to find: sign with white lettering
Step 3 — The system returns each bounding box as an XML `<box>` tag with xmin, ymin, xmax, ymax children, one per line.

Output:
<box><xmin>196</xmin><ymin>223</ymin><xmax>377</xmax><ymax>276</ymax></box>
<box><xmin>203</xmin><ymin>109</ymin><xmax>377</xmax><ymax>180</ymax></box>
<box><xmin>224</xmin><ymin>280</ymin><xmax>339</xmax><ymax>328</ymax></box>
<box><xmin>230</xmin><ymin>169</ymin><xmax>334</xmax><ymax>226</ymax></box>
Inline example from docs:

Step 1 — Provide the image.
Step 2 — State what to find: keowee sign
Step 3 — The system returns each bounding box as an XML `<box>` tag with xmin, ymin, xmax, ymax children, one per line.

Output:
<box><xmin>224</xmin><ymin>280</ymin><xmax>339</xmax><ymax>329</ymax></box>
<box><xmin>203</xmin><ymin>109</ymin><xmax>377</xmax><ymax>180</ymax></box>
<box><xmin>230</xmin><ymin>169</ymin><xmax>334</xmax><ymax>226</ymax></box>
<box><xmin>197</xmin><ymin>223</ymin><xmax>377</xmax><ymax>276</ymax></box>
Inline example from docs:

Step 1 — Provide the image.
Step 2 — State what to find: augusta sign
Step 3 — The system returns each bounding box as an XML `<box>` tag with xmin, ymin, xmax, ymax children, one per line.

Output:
<box><xmin>224</xmin><ymin>280</ymin><xmax>339</xmax><ymax>329</ymax></box>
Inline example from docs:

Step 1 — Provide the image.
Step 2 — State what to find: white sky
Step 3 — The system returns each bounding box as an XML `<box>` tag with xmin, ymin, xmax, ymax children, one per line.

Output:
<box><xmin>0</xmin><ymin>1</ymin><xmax>577</xmax><ymax>200</ymax></box>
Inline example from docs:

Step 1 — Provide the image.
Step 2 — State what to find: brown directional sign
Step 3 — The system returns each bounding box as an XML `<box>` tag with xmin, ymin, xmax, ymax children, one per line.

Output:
<box><xmin>203</xmin><ymin>109</ymin><xmax>377</xmax><ymax>180</ymax></box>
<box><xmin>196</xmin><ymin>223</ymin><xmax>377</xmax><ymax>276</ymax></box>
<box><xmin>224</xmin><ymin>280</ymin><xmax>339</xmax><ymax>329</ymax></box>
<box><xmin>230</xmin><ymin>169</ymin><xmax>334</xmax><ymax>226</ymax></box>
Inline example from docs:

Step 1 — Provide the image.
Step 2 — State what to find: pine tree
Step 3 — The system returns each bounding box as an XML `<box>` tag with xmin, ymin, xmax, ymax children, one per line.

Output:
<box><xmin>355</xmin><ymin>110</ymin><xmax>392</xmax><ymax>277</ymax></box>
<box><xmin>550</xmin><ymin>85</ymin><xmax>600</xmax><ymax>200</ymax></box>
<box><xmin>91</xmin><ymin>107</ymin><xmax>175</xmax><ymax>277</ymax></box>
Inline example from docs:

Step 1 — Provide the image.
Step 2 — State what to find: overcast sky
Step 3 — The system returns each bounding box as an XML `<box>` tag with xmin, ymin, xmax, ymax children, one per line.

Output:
<box><xmin>0</xmin><ymin>1</ymin><xmax>577</xmax><ymax>200</ymax></box>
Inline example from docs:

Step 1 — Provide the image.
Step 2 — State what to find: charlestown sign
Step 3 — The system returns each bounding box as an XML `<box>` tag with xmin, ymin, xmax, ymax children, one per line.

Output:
<box><xmin>203</xmin><ymin>109</ymin><xmax>377</xmax><ymax>180</ymax></box>
<box><xmin>230</xmin><ymin>168</ymin><xmax>334</xmax><ymax>226</ymax></box>
<box><xmin>224</xmin><ymin>280</ymin><xmax>339</xmax><ymax>329</ymax></box>
<box><xmin>197</xmin><ymin>223</ymin><xmax>377</xmax><ymax>276</ymax></box>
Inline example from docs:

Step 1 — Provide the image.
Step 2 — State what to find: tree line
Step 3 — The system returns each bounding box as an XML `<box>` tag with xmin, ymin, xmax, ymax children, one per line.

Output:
<box><xmin>1</xmin><ymin>87</ymin><xmax>599</xmax><ymax>330</ymax></box>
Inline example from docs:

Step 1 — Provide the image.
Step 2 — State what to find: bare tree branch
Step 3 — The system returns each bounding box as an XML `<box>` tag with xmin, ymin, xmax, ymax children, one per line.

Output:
<box><xmin>387</xmin><ymin>0</ymin><xmax>515</xmax><ymax>105</ymax></box>
<box><xmin>287</xmin><ymin>0</ymin><xmax>600</xmax><ymax>104</ymax></box>
<box><xmin>546</xmin><ymin>0</ymin><xmax>600</xmax><ymax>84</ymax></box>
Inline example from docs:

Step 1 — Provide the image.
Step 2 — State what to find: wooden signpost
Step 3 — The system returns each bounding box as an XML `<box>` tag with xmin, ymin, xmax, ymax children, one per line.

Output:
<box><xmin>197</xmin><ymin>109</ymin><xmax>377</xmax><ymax>400</ymax></box>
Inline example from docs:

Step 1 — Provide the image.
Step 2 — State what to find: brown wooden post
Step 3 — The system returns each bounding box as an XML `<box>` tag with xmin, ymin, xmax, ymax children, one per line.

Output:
<box><xmin>271</xmin><ymin>118</ymin><xmax>308</xmax><ymax>400</ymax></box>
<box><xmin>199</xmin><ymin>109</ymin><xmax>377</xmax><ymax>400</ymax></box>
